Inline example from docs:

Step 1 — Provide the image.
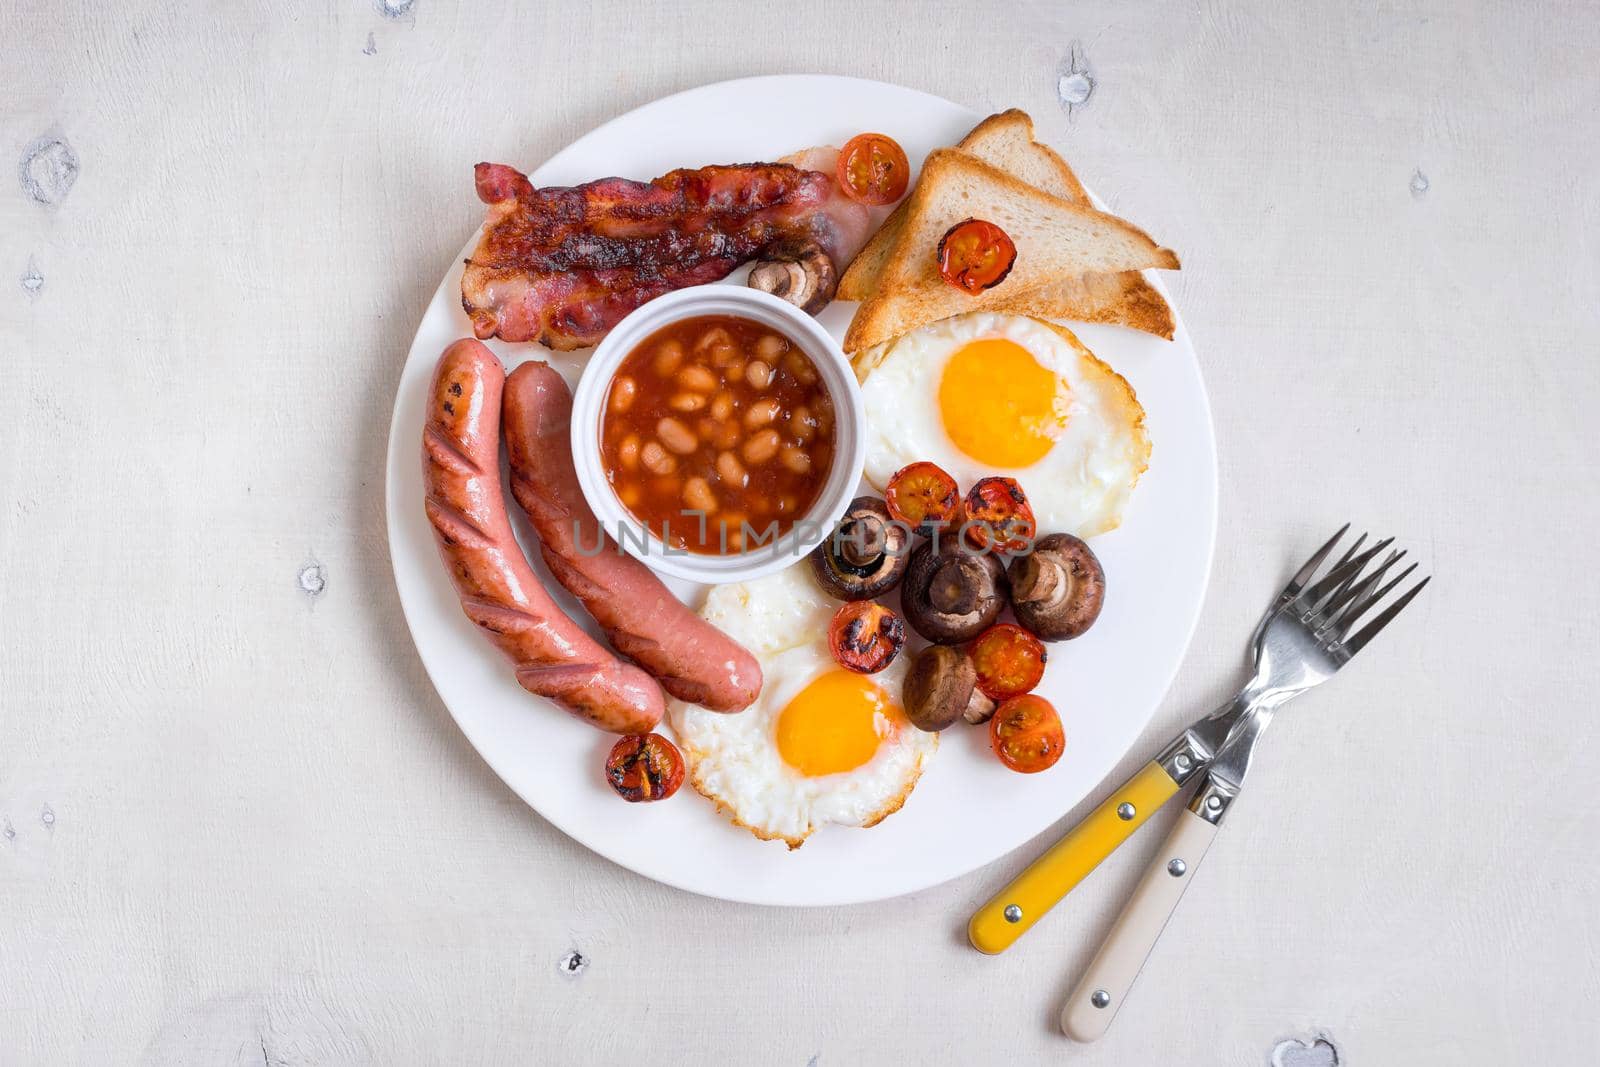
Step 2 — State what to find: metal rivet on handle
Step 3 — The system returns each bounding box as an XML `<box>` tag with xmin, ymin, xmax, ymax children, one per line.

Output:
<box><xmin>1091</xmin><ymin>990</ymin><xmax>1111</xmax><ymax>1009</ymax></box>
<box><xmin>1117</xmin><ymin>802</ymin><xmax>1136</xmax><ymax>820</ymax></box>
<box><xmin>1003</xmin><ymin>904</ymin><xmax>1022</xmax><ymax>923</ymax></box>
<box><xmin>1174</xmin><ymin>753</ymin><xmax>1192</xmax><ymax>773</ymax></box>
<box><xmin>1206</xmin><ymin>795</ymin><xmax>1222</xmax><ymax>812</ymax></box>
<box><xmin>1167</xmin><ymin>858</ymin><xmax>1187</xmax><ymax>877</ymax></box>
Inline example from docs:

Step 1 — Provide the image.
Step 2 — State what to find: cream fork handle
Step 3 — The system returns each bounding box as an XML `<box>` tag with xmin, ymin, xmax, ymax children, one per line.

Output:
<box><xmin>1061</xmin><ymin>807</ymin><xmax>1219</xmax><ymax>1042</ymax></box>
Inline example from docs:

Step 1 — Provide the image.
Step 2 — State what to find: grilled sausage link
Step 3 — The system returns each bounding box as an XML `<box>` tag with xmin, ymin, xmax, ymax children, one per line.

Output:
<box><xmin>502</xmin><ymin>360</ymin><xmax>763</xmax><ymax>712</ymax></box>
<box><xmin>422</xmin><ymin>339</ymin><xmax>664</xmax><ymax>733</ymax></box>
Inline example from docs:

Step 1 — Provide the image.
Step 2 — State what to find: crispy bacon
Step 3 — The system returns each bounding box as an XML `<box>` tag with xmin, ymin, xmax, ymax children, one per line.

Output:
<box><xmin>461</xmin><ymin>158</ymin><xmax>871</xmax><ymax>350</ymax></box>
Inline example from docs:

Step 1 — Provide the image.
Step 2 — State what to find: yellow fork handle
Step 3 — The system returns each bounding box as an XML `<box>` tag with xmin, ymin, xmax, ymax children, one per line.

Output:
<box><xmin>968</xmin><ymin>760</ymin><xmax>1181</xmax><ymax>954</ymax></box>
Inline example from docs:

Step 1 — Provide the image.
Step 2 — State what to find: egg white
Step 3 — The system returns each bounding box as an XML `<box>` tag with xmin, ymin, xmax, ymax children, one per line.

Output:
<box><xmin>855</xmin><ymin>312</ymin><xmax>1150</xmax><ymax>538</ymax></box>
<box><xmin>669</xmin><ymin>565</ymin><xmax>937</xmax><ymax>849</ymax></box>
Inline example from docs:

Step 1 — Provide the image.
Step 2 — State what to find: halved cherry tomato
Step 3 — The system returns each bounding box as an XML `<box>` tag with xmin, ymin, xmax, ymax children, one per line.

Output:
<box><xmin>936</xmin><ymin>218</ymin><xmax>1017</xmax><ymax>294</ymax></box>
<box><xmin>605</xmin><ymin>733</ymin><xmax>686</xmax><ymax>802</ymax></box>
<box><xmin>885</xmin><ymin>461</ymin><xmax>962</xmax><ymax>536</ymax></box>
<box><xmin>828</xmin><ymin>600</ymin><xmax>906</xmax><ymax>674</ymax></box>
<box><xmin>836</xmin><ymin>133</ymin><xmax>911</xmax><ymax>206</ymax></box>
<box><xmin>969</xmin><ymin>623</ymin><xmax>1048</xmax><ymax>700</ymax></box>
<box><xmin>963</xmin><ymin>477</ymin><xmax>1036</xmax><ymax>554</ymax></box>
<box><xmin>989</xmin><ymin>694</ymin><xmax>1065</xmax><ymax>774</ymax></box>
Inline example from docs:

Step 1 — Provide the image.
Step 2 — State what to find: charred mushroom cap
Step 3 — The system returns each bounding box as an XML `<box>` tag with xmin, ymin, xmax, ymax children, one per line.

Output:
<box><xmin>901</xmin><ymin>539</ymin><xmax>1009</xmax><ymax>644</ymax></box>
<box><xmin>1007</xmin><ymin>532</ymin><xmax>1105</xmax><ymax>641</ymax></box>
<box><xmin>808</xmin><ymin>497</ymin><xmax>912</xmax><ymax>600</ymax></box>
<box><xmin>747</xmin><ymin>241</ymin><xmax>837</xmax><ymax>314</ymax></box>
<box><xmin>903</xmin><ymin>644</ymin><xmax>996</xmax><ymax>731</ymax></box>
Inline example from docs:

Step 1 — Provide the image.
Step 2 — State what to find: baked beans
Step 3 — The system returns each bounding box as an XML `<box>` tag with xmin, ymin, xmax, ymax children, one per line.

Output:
<box><xmin>600</xmin><ymin>314</ymin><xmax>836</xmax><ymax>554</ymax></box>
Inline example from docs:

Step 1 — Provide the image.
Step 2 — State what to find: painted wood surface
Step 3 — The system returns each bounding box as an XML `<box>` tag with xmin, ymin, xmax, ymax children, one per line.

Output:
<box><xmin>3</xmin><ymin>2</ymin><xmax>1597</xmax><ymax>1063</ymax></box>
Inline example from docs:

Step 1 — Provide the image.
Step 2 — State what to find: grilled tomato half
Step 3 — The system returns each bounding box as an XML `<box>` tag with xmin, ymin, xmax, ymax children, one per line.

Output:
<box><xmin>836</xmin><ymin>133</ymin><xmax>911</xmax><ymax>206</ymax></box>
<box><xmin>963</xmin><ymin>477</ymin><xmax>1036</xmax><ymax>554</ymax></box>
<box><xmin>605</xmin><ymin>733</ymin><xmax>686</xmax><ymax>802</ymax></box>
<box><xmin>989</xmin><ymin>694</ymin><xmax>1065</xmax><ymax>774</ymax></box>
<box><xmin>936</xmin><ymin>218</ymin><xmax>1016</xmax><ymax>294</ymax></box>
<box><xmin>970</xmin><ymin>623</ymin><xmax>1048</xmax><ymax>700</ymax></box>
<box><xmin>828</xmin><ymin>600</ymin><xmax>907</xmax><ymax>674</ymax></box>
<box><xmin>886</xmin><ymin>461</ymin><xmax>963</xmax><ymax>536</ymax></box>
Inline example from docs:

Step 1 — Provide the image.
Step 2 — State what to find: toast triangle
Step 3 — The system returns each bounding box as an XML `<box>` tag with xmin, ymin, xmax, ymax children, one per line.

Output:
<box><xmin>839</xmin><ymin>111</ymin><xmax>1174</xmax><ymax>342</ymax></box>
<box><xmin>842</xmin><ymin>149</ymin><xmax>1178</xmax><ymax>353</ymax></box>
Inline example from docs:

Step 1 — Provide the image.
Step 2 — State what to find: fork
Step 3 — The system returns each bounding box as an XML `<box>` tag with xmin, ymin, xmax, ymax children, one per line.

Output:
<box><xmin>1059</xmin><ymin>527</ymin><xmax>1428</xmax><ymax>1040</ymax></box>
<box><xmin>968</xmin><ymin>527</ymin><xmax>1427</xmax><ymax>956</ymax></box>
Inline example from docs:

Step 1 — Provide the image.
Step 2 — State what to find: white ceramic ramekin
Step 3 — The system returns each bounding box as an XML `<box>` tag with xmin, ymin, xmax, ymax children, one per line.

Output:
<box><xmin>570</xmin><ymin>285</ymin><xmax>866</xmax><ymax>584</ymax></box>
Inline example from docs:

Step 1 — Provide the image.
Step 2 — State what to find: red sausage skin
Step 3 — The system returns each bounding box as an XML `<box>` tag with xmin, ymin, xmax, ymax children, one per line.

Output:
<box><xmin>422</xmin><ymin>339</ymin><xmax>664</xmax><ymax>733</ymax></box>
<box><xmin>502</xmin><ymin>360</ymin><xmax>762</xmax><ymax>712</ymax></box>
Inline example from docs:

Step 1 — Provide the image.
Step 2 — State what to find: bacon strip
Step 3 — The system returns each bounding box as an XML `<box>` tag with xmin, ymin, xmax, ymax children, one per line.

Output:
<box><xmin>461</xmin><ymin>160</ymin><xmax>868</xmax><ymax>350</ymax></box>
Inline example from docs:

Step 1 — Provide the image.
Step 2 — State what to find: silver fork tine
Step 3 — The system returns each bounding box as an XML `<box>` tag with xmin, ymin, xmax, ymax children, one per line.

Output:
<box><xmin>1302</xmin><ymin>537</ymin><xmax>1393</xmax><ymax>612</ymax></box>
<box><xmin>1342</xmin><ymin>576</ymin><xmax>1430</xmax><ymax>656</ymax></box>
<box><xmin>1335</xmin><ymin>561</ymin><xmax>1418</xmax><ymax>637</ymax></box>
<box><xmin>1331</xmin><ymin>531</ymin><xmax>1367</xmax><ymax>571</ymax></box>
<box><xmin>1318</xmin><ymin>531</ymin><xmax>1369</xmax><ymax>602</ymax></box>
<box><xmin>1321</xmin><ymin>549</ymin><xmax>1406</xmax><ymax>625</ymax></box>
<box><xmin>1261</xmin><ymin>524</ymin><xmax>1348</xmax><ymax>618</ymax></box>
<box><xmin>1367</xmin><ymin>560</ymin><xmax>1419</xmax><ymax>610</ymax></box>
<box><xmin>1298</xmin><ymin>524</ymin><xmax>1351</xmax><ymax>588</ymax></box>
<box><xmin>1248</xmin><ymin>524</ymin><xmax>1350</xmax><ymax>668</ymax></box>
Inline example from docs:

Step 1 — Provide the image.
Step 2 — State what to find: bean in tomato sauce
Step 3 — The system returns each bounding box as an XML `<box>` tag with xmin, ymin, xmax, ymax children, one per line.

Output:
<box><xmin>601</xmin><ymin>314</ymin><xmax>836</xmax><ymax>554</ymax></box>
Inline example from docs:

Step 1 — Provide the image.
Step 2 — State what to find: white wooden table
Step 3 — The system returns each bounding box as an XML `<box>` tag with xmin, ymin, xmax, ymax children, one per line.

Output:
<box><xmin>4</xmin><ymin>2</ymin><xmax>1597</xmax><ymax>1063</ymax></box>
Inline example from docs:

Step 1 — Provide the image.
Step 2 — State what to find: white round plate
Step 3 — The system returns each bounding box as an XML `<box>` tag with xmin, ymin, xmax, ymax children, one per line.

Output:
<box><xmin>385</xmin><ymin>75</ymin><xmax>1216</xmax><ymax>906</ymax></box>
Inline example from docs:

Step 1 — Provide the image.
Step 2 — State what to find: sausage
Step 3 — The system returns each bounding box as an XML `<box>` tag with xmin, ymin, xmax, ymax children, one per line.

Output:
<box><xmin>422</xmin><ymin>339</ymin><xmax>664</xmax><ymax>733</ymax></box>
<box><xmin>502</xmin><ymin>360</ymin><xmax>764</xmax><ymax>712</ymax></box>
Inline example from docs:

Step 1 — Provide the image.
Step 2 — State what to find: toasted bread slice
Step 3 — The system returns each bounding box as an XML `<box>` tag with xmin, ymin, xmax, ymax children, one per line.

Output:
<box><xmin>842</xmin><ymin>149</ymin><xmax>1179</xmax><ymax>353</ymax></box>
<box><xmin>962</xmin><ymin>109</ymin><xmax>1088</xmax><ymax>201</ymax></box>
<box><xmin>839</xmin><ymin>110</ymin><xmax>1174</xmax><ymax>341</ymax></box>
<box><xmin>843</xmin><ymin>110</ymin><xmax>1083</xmax><ymax>296</ymax></box>
<box><xmin>990</xmin><ymin>271</ymin><xmax>1176</xmax><ymax>338</ymax></box>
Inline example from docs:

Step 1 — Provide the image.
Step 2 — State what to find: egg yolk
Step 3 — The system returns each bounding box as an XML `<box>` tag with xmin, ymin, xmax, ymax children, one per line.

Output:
<box><xmin>937</xmin><ymin>338</ymin><xmax>1068</xmax><ymax>467</ymax></box>
<box><xmin>776</xmin><ymin>669</ymin><xmax>903</xmax><ymax>777</ymax></box>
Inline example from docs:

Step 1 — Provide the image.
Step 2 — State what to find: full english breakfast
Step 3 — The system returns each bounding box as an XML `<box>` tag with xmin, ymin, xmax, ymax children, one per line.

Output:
<box><xmin>423</xmin><ymin>106</ymin><xmax>1179</xmax><ymax>843</ymax></box>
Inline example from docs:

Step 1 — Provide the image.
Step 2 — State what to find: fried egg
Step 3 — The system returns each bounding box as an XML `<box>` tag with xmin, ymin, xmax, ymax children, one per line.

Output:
<box><xmin>855</xmin><ymin>312</ymin><xmax>1150</xmax><ymax>538</ymax></box>
<box><xmin>669</xmin><ymin>565</ymin><xmax>936</xmax><ymax>848</ymax></box>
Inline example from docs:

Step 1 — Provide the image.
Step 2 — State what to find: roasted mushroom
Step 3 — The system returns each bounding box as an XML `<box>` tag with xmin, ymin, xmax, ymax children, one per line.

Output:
<box><xmin>903</xmin><ymin>645</ymin><xmax>996</xmax><ymax>731</ymax></box>
<box><xmin>900</xmin><ymin>539</ymin><xmax>1008</xmax><ymax>644</ymax></box>
<box><xmin>1007</xmin><ymin>532</ymin><xmax>1105</xmax><ymax>641</ymax></box>
<box><xmin>808</xmin><ymin>496</ymin><xmax>912</xmax><ymax>600</ymax></box>
<box><xmin>747</xmin><ymin>240</ymin><xmax>836</xmax><ymax>314</ymax></box>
